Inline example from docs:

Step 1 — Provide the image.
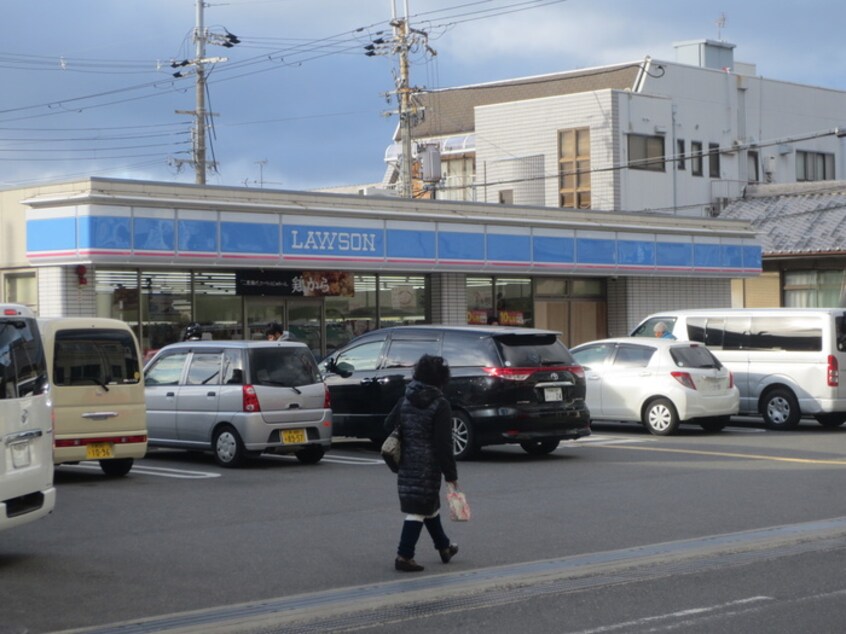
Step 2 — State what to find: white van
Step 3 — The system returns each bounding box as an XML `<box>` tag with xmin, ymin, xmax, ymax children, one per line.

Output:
<box><xmin>0</xmin><ymin>304</ymin><xmax>56</xmax><ymax>531</ymax></box>
<box><xmin>39</xmin><ymin>318</ymin><xmax>147</xmax><ymax>476</ymax></box>
<box><xmin>631</xmin><ymin>308</ymin><xmax>846</xmax><ymax>429</ymax></box>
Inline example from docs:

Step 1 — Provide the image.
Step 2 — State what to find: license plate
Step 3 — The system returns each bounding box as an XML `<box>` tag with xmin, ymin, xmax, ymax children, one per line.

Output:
<box><xmin>281</xmin><ymin>429</ymin><xmax>307</xmax><ymax>444</ymax></box>
<box><xmin>700</xmin><ymin>377</ymin><xmax>721</xmax><ymax>393</ymax></box>
<box><xmin>86</xmin><ymin>443</ymin><xmax>114</xmax><ymax>459</ymax></box>
<box><xmin>11</xmin><ymin>441</ymin><xmax>31</xmax><ymax>468</ymax></box>
<box><xmin>544</xmin><ymin>387</ymin><xmax>563</xmax><ymax>402</ymax></box>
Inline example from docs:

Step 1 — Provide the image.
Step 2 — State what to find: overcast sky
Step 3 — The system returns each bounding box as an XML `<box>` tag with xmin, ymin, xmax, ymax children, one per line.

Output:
<box><xmin>2</xmin><ymin>0</ymin><xmax>844</xmax><ymax>192</ymax></box>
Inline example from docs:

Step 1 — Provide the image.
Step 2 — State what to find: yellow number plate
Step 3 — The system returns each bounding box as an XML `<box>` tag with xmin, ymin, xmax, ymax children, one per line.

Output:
<box><xmin>86</xmin><ymin>443</ymin><xmax>114</xmax><ymax>459</ymax></box>
<box><xmin>281</xmin><ymin>429</ymin><xmax>307</xmax><ymax>444</ymax></box>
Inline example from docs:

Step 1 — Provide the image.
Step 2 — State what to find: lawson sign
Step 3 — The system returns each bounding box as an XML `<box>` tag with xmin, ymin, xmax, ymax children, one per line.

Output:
<box><xmin>24</xmin><ymin>206</ymin><xmax>762</xmax><ymax>277</ymax></box>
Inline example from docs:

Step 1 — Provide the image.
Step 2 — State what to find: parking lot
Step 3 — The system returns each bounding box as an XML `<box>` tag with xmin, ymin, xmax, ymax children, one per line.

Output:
<box><xmin>3</xmin><ymin>417</ymin><xmax>846</xmax><ymax>633</ymax></box>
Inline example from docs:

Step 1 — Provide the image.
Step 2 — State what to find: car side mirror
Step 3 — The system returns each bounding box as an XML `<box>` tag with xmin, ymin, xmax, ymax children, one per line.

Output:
<box><xmin>334</xmin><ymin>361</ymin><xmax>354</xmax><ymax>377</ymax></box>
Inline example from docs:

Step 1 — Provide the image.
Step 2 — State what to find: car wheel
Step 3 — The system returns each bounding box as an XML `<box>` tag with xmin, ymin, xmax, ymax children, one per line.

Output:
<box><xmin>761</xmin><ymin>388</ymin><xmax>800</xmax><ymax>430</ymax></box>
<box><xmin>519</xmin><ymin>439</ymin><xmax>560</xmax><ymax>455</ymax></box>
<box><xmin>213</xmin><ymin>425</ymin><xmax>247</xmax><ymax>468</ymax></box>
<box><xmin>815</xmin><ymin>413</ymin><xmax>846</xmax><ymax>428</ymax></box>
<box><xmin>99</xmin><ymin>458</ymin><xmax>133</xmax><ymax>477</ymax></box>
<box><xmin>451</xmin><ymin>411</ymin><xmax>479</xmax><ymax>461</ymax></box>
<box><xmin>643</xmin><ymin>398</ymin><xmax>680</xmax><ymax>435</ymax></box>
<box><xmin>700</xmin><ymin>416</ymin><xmax>730</xmax><ymax>433</ymax></box>
<box><xmin>295</xmin><ymin>445</ymin><xmax>325</xmax><ymax>464</ymax></box>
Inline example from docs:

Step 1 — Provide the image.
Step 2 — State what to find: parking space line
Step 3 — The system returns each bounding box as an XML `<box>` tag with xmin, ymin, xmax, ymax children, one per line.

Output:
<box><xmin>599</xmin><ymin>444</ymin><xmax>846</xmax><ymax>465</ymax></box>
<box><xmin>60</xmin><ymin>462</ymin><xmax>221</xmax><ymax>479</ymax></box>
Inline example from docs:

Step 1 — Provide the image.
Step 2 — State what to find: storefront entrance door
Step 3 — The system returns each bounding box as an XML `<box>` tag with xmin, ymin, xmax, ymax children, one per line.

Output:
<box><xmin>245</xmin><ymin>297</ymin><xmax>323</xmax><ymax>358</ymax></box>
<box><xmin>535</xmin><ymin>299</ymin><xmax>607</xmax><ymax>347</ymax></box>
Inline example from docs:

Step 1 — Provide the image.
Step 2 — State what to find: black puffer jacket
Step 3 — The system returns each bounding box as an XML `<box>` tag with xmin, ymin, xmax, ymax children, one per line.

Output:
<box><xmin>385</xmin><ymin>380</ymin><xmax>458</xmax><ymax>516</ymax></box>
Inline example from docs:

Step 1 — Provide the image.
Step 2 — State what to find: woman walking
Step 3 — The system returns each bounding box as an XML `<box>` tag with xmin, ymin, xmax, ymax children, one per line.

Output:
<box><xmin>385</xmin><ymin>354</ymin><xmax>459</xmax><ymax>572</ymax></box>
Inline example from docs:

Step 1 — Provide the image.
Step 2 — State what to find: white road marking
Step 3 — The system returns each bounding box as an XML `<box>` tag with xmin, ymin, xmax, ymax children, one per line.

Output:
<box><xmin>571</xmin><ymin>596</ymin><xmax>774</xmax><ymax>634</ymax></box>
<box><xmin>60</xmin><ymin>461</ymin><xmax>221</xmax><ymax>479</ymax></box>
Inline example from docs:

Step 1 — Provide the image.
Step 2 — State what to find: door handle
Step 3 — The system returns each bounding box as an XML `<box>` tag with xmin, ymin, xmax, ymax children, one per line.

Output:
<box><xmin>207</xmin><ymin>391</ymin><xmax>216</xmax><ymax>397</ymax></box>
<box><xmin>166</xmin><ymin>391</ymin><xmax>175</xmax><ymax>397</ymax></box>
<box><xmin>376</xmin><ymin>377</ymin><xmax>392</xmax><ymax>385</ymax></box>
<box><xmin>81</xmin><ymin>412</ymin><xmax>119</xmax><ymax>420</ymax></box>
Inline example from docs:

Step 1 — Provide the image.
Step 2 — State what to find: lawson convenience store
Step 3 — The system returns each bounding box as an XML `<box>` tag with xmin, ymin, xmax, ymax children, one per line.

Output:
<box><xmin>1</xmin><ymin>178</ymin><xmax>761</xmax><ymax>359</ymax></box>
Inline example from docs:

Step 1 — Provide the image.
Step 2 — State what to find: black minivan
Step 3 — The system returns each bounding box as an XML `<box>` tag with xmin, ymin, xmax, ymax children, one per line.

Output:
<box><xmin>321</xmin><ymin>325</ymin><xmax>591</xmax><ymax>459</ymax></box>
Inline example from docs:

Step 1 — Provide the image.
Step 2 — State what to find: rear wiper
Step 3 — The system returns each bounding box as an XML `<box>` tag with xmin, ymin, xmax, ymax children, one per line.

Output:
<box><xmin>80</xmin><ymin>377</ymin><xmax>110</xmax><ymax>391</ymax></box>
<box><xmin>259</xmin><ymin>379</ymin><xmax>302</xmax><ymax>394</ymax></box>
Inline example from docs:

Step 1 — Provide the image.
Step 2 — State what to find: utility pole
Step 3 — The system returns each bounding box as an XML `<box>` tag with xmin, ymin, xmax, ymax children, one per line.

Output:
<box><xmin>172</xmin><ymin>1</ymin><xmax>239</xmax><ymax>184</ymax></box>
<box><xmin>366</xmin><ymin>1</ymin><xmax>435</xmax><ymax>198</ymax></box>
<box><xmin>194</xmin><ymin>0</ymin><xmax>208</xmax><ymax>184</ymax></box>
<box><xmin>393</xmin><ymin>1</ymin><xmax>414</xmax><ymax>198</ymax></box>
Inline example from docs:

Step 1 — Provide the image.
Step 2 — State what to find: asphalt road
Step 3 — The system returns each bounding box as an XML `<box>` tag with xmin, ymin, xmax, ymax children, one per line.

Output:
<box><xmin>2</xmin><ymin>417</ymin><xmax>846</xmax><ymax>633</ymax></box>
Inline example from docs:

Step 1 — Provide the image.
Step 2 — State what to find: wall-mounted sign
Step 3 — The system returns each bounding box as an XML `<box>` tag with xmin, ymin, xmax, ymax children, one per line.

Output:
<box><xmin>235</xmin><ymin>270</ymin><xmax>354</xmax><ymax>297</ymax></box>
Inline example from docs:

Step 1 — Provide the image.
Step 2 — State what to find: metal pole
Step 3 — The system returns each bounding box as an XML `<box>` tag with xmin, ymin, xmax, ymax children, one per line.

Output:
<box><xmin>195</xmin><ymin>0</ymin><xmax>207</xmax><ymax>184</ymax></box>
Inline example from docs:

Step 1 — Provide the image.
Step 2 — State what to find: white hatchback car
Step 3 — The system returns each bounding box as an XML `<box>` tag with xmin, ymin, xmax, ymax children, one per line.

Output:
<box><xmin>570</xmin><ymin>337</ymin><xmax>739</xmax><ymax>435</ymax></box>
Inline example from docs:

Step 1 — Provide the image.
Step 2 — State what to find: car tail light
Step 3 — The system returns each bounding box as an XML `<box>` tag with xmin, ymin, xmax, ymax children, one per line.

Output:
<box><xmin>671</xmin><ymin>371</ymin><xmax>697</xmax><ymax>390</ymax></box>
<box><xmin>827</xmin><ymin>355</ymin><xmax>839</xmax><ymax>387</ymax></box>
<box><xmin>323</xmin><ymin>384</ymin><xmax>331</xmax><ymax>409</ymax></box>
<box><xmin>483</xmin><ymin>365</ymin><xmax>584</xmax><ymax>382</ymax></box>
<box><xmin>483</xmin><ymin>367</ymin><xmax>533</xmax><ymax>381</ymax></box>
<box><xmin>728</xmin><ymin>370</ymin><xmax>734</xmax><ymax>389</ymax></box>
<box><xmin>243</xmin><ymin>385</ymin><xmax>261</xmax><ymax>412</ymax></box>
<box><xmin>55</xmin><ymin>435</ymin><xmax>147</xmax><ymax>448</ymax></box>
<box><xmin>565</xmin><ymin>365</ymin><xmax>586</xmax><ymax>380</ymax></box>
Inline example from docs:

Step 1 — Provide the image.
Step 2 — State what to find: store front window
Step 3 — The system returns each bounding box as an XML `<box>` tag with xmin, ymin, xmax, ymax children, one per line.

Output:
<box><xmin>378</xmin><ymin>275</ymin><xmax>428</xmax><ymax>328</ymax></box>
<box><xmin>325</xmin><ymin>274</ymin><xmax>377</xmax><ymax>356</ymax></box>
<box><xmin>195</xmin><ymin>271</ymin><xmax>242</xmax><ymax>340</ymax></box>
<box><xmin>94</xmin><ymin>269</ymin><xmax>430</xmax><ymax>359</ymax></box>
<box><xmin>96</xmin><ymin>269</ymin><xmax>141</xmax><ymax>342</ymax></box>
<box><xmin>141</xmin><ymin>270</ymin><xmax>192</xmax><ymax>351</ymax></box>
<box><xmin>466</xmin><ymin>277</ymin><xmax>533</xmax><ymax>326</ymax></box>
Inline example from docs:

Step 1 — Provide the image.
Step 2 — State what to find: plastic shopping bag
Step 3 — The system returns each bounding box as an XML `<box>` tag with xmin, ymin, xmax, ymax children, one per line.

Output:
<box><xmin>446</xmin><ymin>482</ymin><xmax>471</xmax><ymax>521</ymax></box>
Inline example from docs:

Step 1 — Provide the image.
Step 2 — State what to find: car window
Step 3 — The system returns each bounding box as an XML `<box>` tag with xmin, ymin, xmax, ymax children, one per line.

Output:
<box><xmin>0</xmin><ymin>317</ymin><xmax>47</xmax><ymax>398</ymax></box>
<box><xmin>333</xmin><ymin>340</ymin><xmax>384</xmax><ymax>372</ymax></box>
<box><xmin>612</xmin><ymin>344</ymin><xmax>654</xmax><ymax>368</ymax></box>
<box><xmin>145</xmin><ymin>352</ymin><xmax>188</xmax><ymax>386</ymax></box>
<box><xmin>670</xmin><ymin>345</ymin><xmax>722</xmax><ymax>369</ymax></box>
<box><xmin>186</xmin><ymin>352</ymin><xmax>223</xmax><ymax>385</ymax></box>
<box><xmin>494</xmin><ymin>333</ymin><xmax>574</xmax><ymax>367</ymax></box>
<box><xmin>631</xmin><ymin>317</ymin><xmax>677</xmax><ymax>337</ymax></box>
<box><xmin>383</xmin><ymin>338</ymin><xmax>439</xmax><ymax>368</ymax></box>
<box><xmin>53</xmin><ymin>329</ymin><xmax>140</xmax><ymax>386</ymax></box>
<box><xmin>442</xmin><ymin>332</ymin><xmax>499</xmax><ymax>367</ymax></box>
<box><xmin>251</xmin><ymin>347</ymin><xmax>321</xmax><ymax>387</ymax></box>
<box><xmin>571</xmin><ymin>342</ymin><xmax>616</xmax><ymax>367</ymax></box>
<box><xmin>222</xmin><ymin>348</ymin><xmax>244</xmax><ymax>384</ymax></box>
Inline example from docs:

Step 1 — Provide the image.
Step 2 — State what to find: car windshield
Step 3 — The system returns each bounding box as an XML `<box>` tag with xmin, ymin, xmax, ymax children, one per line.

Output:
<box><xmin>494</xmin><ymin>333</ymin><xmax>574</xmax><ymax>367</ymax></box>
<box><xmin>670</xmin><ymin>345</ymin><xmax>723</xmax><ymax>369</ymax></box>
<box><xmin>250</xmin><ymin>347</ymin><xmax>321</xmax><ymax>387</ymax></box>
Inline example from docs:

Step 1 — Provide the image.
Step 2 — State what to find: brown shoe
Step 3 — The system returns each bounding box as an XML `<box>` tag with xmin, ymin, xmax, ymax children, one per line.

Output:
<box><xmin>439</xmin><ymin>544</ymin><xmax>459</xmax><ymax>563</ymax></box>
<box><xmin>395</xmin><ymin>557</ymin><xmax>424</xmax><ymax>572</ymax></box>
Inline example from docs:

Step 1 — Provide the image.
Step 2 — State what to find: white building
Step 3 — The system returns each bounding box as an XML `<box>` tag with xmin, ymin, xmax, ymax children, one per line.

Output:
<box><xmin>385</xmin><ymin>39</ymin><xmax>846</xmax><ymax>219</ymax></box>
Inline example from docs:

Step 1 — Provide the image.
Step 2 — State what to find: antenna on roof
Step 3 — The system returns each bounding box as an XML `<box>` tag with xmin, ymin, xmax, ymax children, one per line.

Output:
<box><xmin>715</xmin><ymin>13</ymin><xmax>727</xmax><ymax>40</ymax></box>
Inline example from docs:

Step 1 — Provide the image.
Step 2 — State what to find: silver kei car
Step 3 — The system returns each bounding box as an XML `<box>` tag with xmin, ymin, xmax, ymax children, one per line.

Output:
<box><xmin>144</xmin><ymin>340</ymin><xmax>332</xmax><ymax>467</ymax></box>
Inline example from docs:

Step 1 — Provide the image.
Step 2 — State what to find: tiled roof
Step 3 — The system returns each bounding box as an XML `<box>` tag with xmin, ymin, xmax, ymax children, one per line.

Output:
<box><xmin>720</xmin><ymin>182</ymin><xmax>846</xmax><ymax>255</ymax></box>
<box><xmin>404</xmin><ymin>64</ymin><xmax>641</xmax><ymax>140</ymax></box>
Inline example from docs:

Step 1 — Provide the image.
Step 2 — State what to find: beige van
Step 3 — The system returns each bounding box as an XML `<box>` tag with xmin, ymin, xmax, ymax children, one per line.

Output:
<box><xmin>39</xmin><ymin>318</ymin><xmax>147</xmax><ymax>476</ymax></box>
